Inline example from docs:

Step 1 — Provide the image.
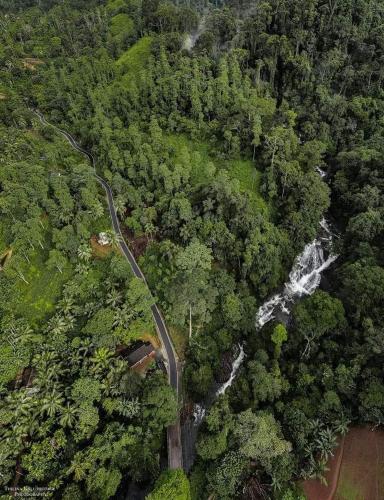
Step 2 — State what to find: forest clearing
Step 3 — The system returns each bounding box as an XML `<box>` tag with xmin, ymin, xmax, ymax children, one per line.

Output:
<box><xmin>303</xmin><ymin>427</ymin><xmax>384</xmax><ymax>500</ymax></box>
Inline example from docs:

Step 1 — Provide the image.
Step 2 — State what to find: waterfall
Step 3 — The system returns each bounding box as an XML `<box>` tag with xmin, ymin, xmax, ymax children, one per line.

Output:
<box><xmin>215</xmin><ymin>345</ymin><xmax>245</xmax><ymax>396</ymax></box>
<box><xmin>185</xmin><ymin>167</ymin><xmax>338</xmax><ymax>470</ymax></box>
<box><xmin>315</xmin><ymin>166</ymin><xmax>327</xmax><ymax>178</ymax></box>
<box><xmin>256</xmin><ymin>218</ymin><xmax>338</xmax><ymax>329</ymax></box>
<box><xmin>191</xmin><ymin>215</ymin><xmax>338</xmax><ymax>423</ymax></box>
<box><xmin>193</xmin><ymin>404</ymin><xmax>206</xmax><ymax>426</ymax></box>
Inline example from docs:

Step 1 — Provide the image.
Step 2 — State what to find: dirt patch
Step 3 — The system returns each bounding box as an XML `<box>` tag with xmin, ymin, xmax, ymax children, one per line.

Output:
<box><xmin>302</xmin><ymin>427</ymin><xmax>384</xmax><ymax>500</ymax></box>
<box><xmin>141</xmin><ymin>332</ymin><xmax>161</xmax><ymax>349</ymax></box>
<box><xmin>0</xmin><ymin>249</ymin><xmax>12</xmax><ymax>270</ymax></box>
<box><xmin>121</xmin><ymin>225</ymin><xmax>152</xmax><ymax>259</ymax></box>
<box><xmin>0</xmin><ymin>93</ymin><xmax>6</xmax><ymax>100</ymax></box>
<box><xmin>130</xmin><ymin>234</ymin><xmax>151</xmax><ymax>258</ymax></box>
<box><xmin>335</xmin><ymin>427</ymin><xmax>384</xmax><ymax>500</ymax></box>
<box><xmin>169</xmin><ymin>325</ymin><xmax>188</xmax><ymax>361</ymax></box>
<box><xmin>302</xmin><ymin>435</ymin><xmax>345</xmax><ymax>500</ymax></box>
<box><xmin>22</xmin><ymin>58</ymin><xmax>45</xmax><ymax>71</ymax></box>
<box><xmin>90</xmin><ymin>236</ymin><xmax>114</xmax><ymax>259</ymax></box>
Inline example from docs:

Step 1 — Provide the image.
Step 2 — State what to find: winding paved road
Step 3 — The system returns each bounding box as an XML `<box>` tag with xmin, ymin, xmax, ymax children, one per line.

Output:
<box><xmin>34</xmin><ymin>110</ymin><xmax>182</xmax><ymax>469</ymax></box>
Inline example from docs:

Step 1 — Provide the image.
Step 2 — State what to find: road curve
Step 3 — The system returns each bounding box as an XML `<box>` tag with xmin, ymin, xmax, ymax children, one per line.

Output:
<box><xmin>33</xmin><ymin>110</ymin><xmax>182</xmax><ymax>468</ymax></box>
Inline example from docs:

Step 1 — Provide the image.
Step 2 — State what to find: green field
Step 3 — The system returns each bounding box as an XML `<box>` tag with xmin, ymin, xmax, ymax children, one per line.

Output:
<box><xmin>12</xmin><ymin>252</ymin><xmax>73</xmax><ymax>325</ymax></box>
<box><xmin>116</xmin><ymin>36</ymin><xmax>153</xmax><ymax>88</ymax></box>
<box><xmin>226</xmin><ymin>158</ymin><xmax>267</xmax><ymax>213</ymax></box>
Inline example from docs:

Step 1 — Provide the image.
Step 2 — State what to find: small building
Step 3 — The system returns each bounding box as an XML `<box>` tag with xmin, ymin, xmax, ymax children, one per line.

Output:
<box><xmin>98</xmin><ymin>232</ymin><xmax>111</xmax><ymax>246</ymax></box>
<box><xmin>124</xmin><ymin>342</ymin><xmax>156</xmax><ymax>369</ymax></box>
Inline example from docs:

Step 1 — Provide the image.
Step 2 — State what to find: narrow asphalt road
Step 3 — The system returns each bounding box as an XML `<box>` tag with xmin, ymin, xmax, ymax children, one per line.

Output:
<box><xmin>34</xmin><ymin>110</ymin><xmax>182</xmax><ymax>469</ymax></box>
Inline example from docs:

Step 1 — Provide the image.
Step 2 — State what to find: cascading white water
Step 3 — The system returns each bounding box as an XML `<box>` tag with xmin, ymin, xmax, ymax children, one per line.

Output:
<box><xmin>315</xmin><ymin>166</ymin><xmax>327</xmax><ymax>178</ymax></box>
<box><xmin>193</xmin><ymin>404</ymin><xmax>206</xmax><ymax>425</ymax></box>
<box><xmin>192</xmin><ymin>345</ymin><xmax>245</xmax><ymax>425</ymax></box>
<box><xmin>192</xmin><ymin>169</ymin><xmax>337</xmax><ymax>412</ymax></box>
<box><xmin>215</xmin><ymin>345</ymin><xmax>245</xmax><ymax>396</ymax></box>
<box><xmin>255</xmin><ymin>218</ymin><xmax>338</xmax><ymax>329</ymax></box>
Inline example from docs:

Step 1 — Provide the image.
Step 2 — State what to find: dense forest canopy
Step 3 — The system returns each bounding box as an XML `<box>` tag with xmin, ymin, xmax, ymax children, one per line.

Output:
<box><xmin>1</xmin><ymin>0</ymin><xmax>384</xmax><ymax>498</ymax></box>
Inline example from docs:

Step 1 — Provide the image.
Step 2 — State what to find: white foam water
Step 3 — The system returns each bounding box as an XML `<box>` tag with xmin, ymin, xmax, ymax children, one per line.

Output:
<box><xmin>187</xmin><ymin>167</ymin><xmax>338</xmax><ymax>473</ymax></box>
<box><xmin>193</xmin><ymin>404</ymin><xmax>206</xmax><ymax>425</ymax></box>
<box><xmin>192</xmin><ymin>345</ymin><xmax>245</xmax><ymax>424</ymax></box>
<box><xmin>255</xmin><ymin>218</ymin><xmax>338</xmax><ymax>329</ymax></box>
<box><xmin>215</xmin><ymin>345</ymin><xmax>245</xmax><ymax>396</ymax></box>
<box><xmin>315</xmin><ymin>166</ymin><xmax>327</xmax><ymax>178</ymax></box>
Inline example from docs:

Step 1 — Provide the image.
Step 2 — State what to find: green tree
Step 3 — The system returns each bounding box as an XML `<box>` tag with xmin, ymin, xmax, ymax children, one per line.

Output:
<box><xmin>271</xmin><ymin>323</ymin><xmax>288</xmax><ymax>358</ymax></box>
<box><xmin>234</xmin><ymin>410</ymin><xmax>292</xmax><ymax>467</ymax></box>
<box><xmin>207</xmin><ymin>452</ymin><xmax>247</xmax><ymax>500</ymax></box>
<box><xmin>166</xmin><ymin>240</ymin><xmax>217</xmax><ymax>329</ymax></box>
<box><xmin>147</xmin><ymin>469</ymin><xmax>191</xmax><ymax>500</ymax></box>
<box><xmin>293</xmin><ymin>291</ymin><xmax>346</xmax><ymax>357</ymax></box>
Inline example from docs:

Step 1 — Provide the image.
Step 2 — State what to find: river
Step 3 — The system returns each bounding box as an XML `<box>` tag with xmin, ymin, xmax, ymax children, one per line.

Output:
<box><xmin>182</xmin><ymin>167</ymin><xmax>338</xmax><ymax>470</ymax></box>
<box><xmin>255</xmin><ymin>217</ymin><xmax>338</xmax><ymax>328</ymax></box>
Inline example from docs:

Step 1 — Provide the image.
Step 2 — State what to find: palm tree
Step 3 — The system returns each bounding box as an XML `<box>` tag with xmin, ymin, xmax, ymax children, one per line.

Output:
<box><xmin>92</xmin><ymin>202</ymin><xmax>104</xmax><ymax>219</ymax></box>
<box><xmin>33</xmin><ymin>370</ymin><xmax>54</xmax><ymax>391</ymax></box>
<box><xmin>309</xmin><ymin>418</ymin><xmax>322</xmax><ymax>434</ymax></box>
<box><xmin>59</xmin><ymin>403</ymin><xmax>78</xmax><ymax>428</ymax></box>
<box><xmin>113</xmin><ymin>304</ymin><xmax>132</xmax><ymax>329</ymax></box>
<box><xmin>270</xmin><ymin>475</ymin><xmax>282</xmax><ymax>493</ymax></box>
<box><xmin>58</xmin><ymin>211</ymin><xmax>72</xmax><ymax>225</ymax></box>
<box><xmin>65</xmin><ymin>349</ymin><xmax>82</xmax><ymax>373</ymax></box>
<box><xmin>144</xmin><ymin>222</ymin><xmax>156</xmax><ymax>241</ymax></box>
<box><xmin>50</xmin><ymin>314</ymin><xmax>75</xmax><ymax>334</ymax></box>
<box><xmin>90</xmin><ymin>347</ymin><xmax>114</xmax><ymax>375</ymax></box>
<box><xmin>117</xmin><ymin>398</ymin><xmax>140</xmax><ymax>418</ymax></box>
<box><xmin>33</xmin><ymin>350</ymin><xmax>60</xmax><ymax>371</ymax></box>
<box><xmin>305</xmin><ymin>456</ymin><xmax>329</xmax><ymax>486</ymax></box>
<box><xmin>334</xmin><ymin>416</ymin><xmax>350</xmax><ymax>436</ymax></box>
<box><xmin>4</xmin><ymin>391</ymin><xmax>36</xmax><ymax>424</ymax></box>
<box><xmin>57</xmin><ymin>297</ymin><xmax>75</xmax><ymax>315</ymax></box>
<box><xmin>114</xmin><ymin>196</ymin><xmax>126</xmax><ymax>217</ymax></box>
<box><xmin>48</xmin><ymin>315</ymin><xmax>67</xmax><ymax>336</ymax></box>
<box><xmin>103</xmin><ymin>359</ymin><xmax>127</xmax><ymax>396</ymax></box>
<box><xmin>1</xmin><ymin>425</ymin><xmax>28</xmax><ymax>451</ymax></box>
<box><xmin>78</xmin><ymin>244</ymin><xmax>92</xmax><ymax>262</ymax></box>
<box><xmin>45</xmin><ymin>364</ymin><xmax>67</xmax><ymax>383</ymax></box>
<box><xmin>105</xmin><ymin>229</ymin><xmax>122</xmax><ymax>248</ymax></box>
<box><xmin>315</xmin><ymin>427</ymin><xmax>337</xmax><ymax>460</ymax></box>
<box><xmin>67</xmin><ymin>453</ymin><xmax>89</xmax><ymax>481</ymax></box>
<box><xmin>40</xmin><ymin>389</ymin><xmax>64</xmax><ymax>417</ymax></box>
<box><xmin>78</xmin><ymin>338</ymin><xmax>94</xmax><ymax>357</ymax></box>
<box><xmin>106</xmin><ymin>289</ymin><xmax>123</xmax><ymax>307</ymax></box>
<box><xmin>83</xmin><ymin>301</ymin><xmax>98</xmax><ymax>318</ymax></box>
<box><xmin>75</xmin><ymin>262</ymin><xmax>90</xmax><ymax>275</ymax></box>
<box><xmin>22</xmin><ymin>327</ymin><xmax>42</xmax><ymax>346</ymax></box>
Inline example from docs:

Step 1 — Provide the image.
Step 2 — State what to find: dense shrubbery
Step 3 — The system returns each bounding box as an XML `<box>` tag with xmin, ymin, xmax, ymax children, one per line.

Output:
<box><xmin>1</xmin><ymin>0</ymin><xmax>384</xmax><ymax>498</ymax></box>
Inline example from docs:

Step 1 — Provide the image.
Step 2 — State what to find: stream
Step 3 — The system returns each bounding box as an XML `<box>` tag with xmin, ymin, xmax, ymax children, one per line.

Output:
<box><xmin>182</xmin><ymin>167</ymin><xmax>338</xmax><ymax>470</ymax></box>
<box><xmin>256</xmin><ymin>217</ymin><xmax>338</xmax><ymax>328</ymax></box>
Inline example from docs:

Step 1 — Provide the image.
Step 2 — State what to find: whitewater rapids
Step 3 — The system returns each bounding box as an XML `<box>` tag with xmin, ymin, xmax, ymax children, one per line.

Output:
<box><xmin>255</xmin><ymin>218</ymin><xmax>338</xmax><ymax>329</ymax></box>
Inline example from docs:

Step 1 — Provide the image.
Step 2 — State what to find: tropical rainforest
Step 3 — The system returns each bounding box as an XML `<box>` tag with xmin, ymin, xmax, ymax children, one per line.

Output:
<box><xmin>0</xmin><ymin>0</ymin><xmax>384</xmax><ymax>498</ymax></box>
